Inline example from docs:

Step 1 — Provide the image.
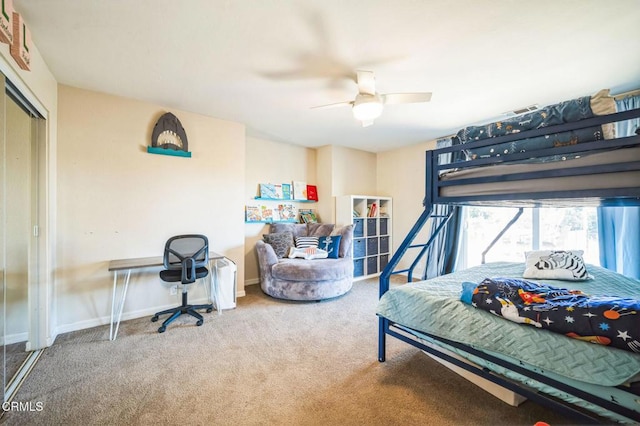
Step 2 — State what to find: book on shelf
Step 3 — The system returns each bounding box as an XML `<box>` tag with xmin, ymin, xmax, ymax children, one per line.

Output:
<box><xmin>246</xmin><ymin>203</ymin><xmax>298</xmax><ymax>222</ymax></box>
<box><xmin>368</xmin><ymin>203</ymin><xmax>377</xmax><ymax>217</ymax></box>
<box><xmin>281</xmin><ymin>183</ymin><xmax>291</xmax><ymax>200</ymax></box>
<box><xmin>259</xmin><ymin>183</ymin><xmax>277</xmax><ymax>199</ymax></box>
<box><xmin>278</xmin><ymin>203</ymin><xmax>296</xmax><ymax>221</ymax></box>
<box><xmin>246</xmin><ymin>205</ymin><xmax>262</xmax><ymax>222</ymax></box>
<box><xmin>306</xmin><ymin>185</ymin><xmax>318</xmax><ymax>201</ymax></box>
<box><xmin>299</xmin><ymin>209</ymin><xmax>318</xmax><ymax>223</ymax></box>
<box><xmin>261</xmin><ymin>205</ymin><xmax>274</xmax><ymax>221</ymax></box>
<box><xmin>293</xmin><ymin>181</ymin><xmax>307</xmax><ymax>200</ymax></box>
<box><xmin>273</xmin><ymin>184</ymin><xmax>283</xmax><ymax>199</ymax></box>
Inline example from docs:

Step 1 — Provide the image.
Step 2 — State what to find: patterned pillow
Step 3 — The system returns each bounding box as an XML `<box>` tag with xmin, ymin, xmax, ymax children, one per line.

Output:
<box><xmin>295</xmin><ymin>236</ymin><xmax>319</xmax><ymax>249</ymax></box>
<box><xmin>318</xmin><ymin>235</ymin><xmax>342</xmax><ymax>259</ymax></box>
<box><xmin>263</xmin><ymin>232</ymin><xmax>294</xmax><ymax>258</ymax></box>
<box><xmin>522</xmin><ymin>250</ymin><xmax>592</xmax><ymax>281</ymax></box>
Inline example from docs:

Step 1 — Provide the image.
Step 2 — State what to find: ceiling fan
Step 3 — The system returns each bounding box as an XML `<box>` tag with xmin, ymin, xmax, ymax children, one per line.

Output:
<box><xmin>312</xmin><ymin>70</ymin><xmax>432</xmax><ymax>127</ymax></box>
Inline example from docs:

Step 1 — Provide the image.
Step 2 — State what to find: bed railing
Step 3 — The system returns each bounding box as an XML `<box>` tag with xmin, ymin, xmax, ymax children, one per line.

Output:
<box><xmin>427</xmin><ymin>107</ymin><xmax>640</xmax><ymax>207</ymax></box>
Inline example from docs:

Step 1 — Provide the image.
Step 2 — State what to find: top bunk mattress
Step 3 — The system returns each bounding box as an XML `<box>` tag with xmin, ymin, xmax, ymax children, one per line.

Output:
<box><xmin>376</xmin><ymin>262</ymin><xmax>640</xmax><ymax>386</ymax></box>
<box><xmin>439</xmin><ymin>146</ymin><xmax>640</xmax><ymax>198</ymax></box>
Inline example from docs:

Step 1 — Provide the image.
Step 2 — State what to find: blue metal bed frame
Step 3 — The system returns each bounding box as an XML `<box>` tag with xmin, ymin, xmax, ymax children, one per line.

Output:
<box><xmin>378</xmin><ymin>107</ymin><xmax>640</xmax><ymax>423</ymax></box>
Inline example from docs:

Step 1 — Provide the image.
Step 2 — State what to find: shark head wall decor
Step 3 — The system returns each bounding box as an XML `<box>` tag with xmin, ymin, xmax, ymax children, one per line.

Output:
<box><xmin>148</xmin><ymin>112</ymin><xmax>191</xmax><ymax>157</ymax></box>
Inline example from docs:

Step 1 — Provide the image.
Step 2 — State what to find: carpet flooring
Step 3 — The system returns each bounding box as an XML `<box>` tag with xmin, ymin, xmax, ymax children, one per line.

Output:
<box><xmin>1</xmin><ymin>279</ymin><xmax>576</xmax><ymax>425</ymax></box>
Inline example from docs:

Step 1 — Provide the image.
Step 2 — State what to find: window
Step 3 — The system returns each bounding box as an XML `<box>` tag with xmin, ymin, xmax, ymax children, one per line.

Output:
<box><xmin>458</xmin><ymin>206</ymin><xmax>599</xmax><ymax>269</ymax></box>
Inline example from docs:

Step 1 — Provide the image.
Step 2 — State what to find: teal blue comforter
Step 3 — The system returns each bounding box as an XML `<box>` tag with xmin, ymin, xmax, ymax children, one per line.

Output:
<box><xmin>376</xmin><ymin>262</ymin><xmax>640</xmax><ymax>386</ymax></box>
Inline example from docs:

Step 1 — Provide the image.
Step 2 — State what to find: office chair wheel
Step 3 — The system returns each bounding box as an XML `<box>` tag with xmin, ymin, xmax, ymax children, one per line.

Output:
<box><xmin>206</xmin><ymin>307</ymin><xmax>213</xmax><ymax>313</ymax></box>
<box><xmin>158</xmin><ymin>326</ymin><xmax>166</xmax><ymax>333</ymax></box>
<box><xmin>151</xmin><ymin>315</ymin><xmax>159</xmax><ymax>322</ymax></box>
<box><xmin>196</xmin><ymin>320</ymin><xmax>203</xmax><ymax>326</ymax></box>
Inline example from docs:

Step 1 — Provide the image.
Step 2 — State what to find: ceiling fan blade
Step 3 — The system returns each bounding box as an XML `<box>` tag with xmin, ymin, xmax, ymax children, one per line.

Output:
<box><xmin>310</xmin><ymin>101</ymin><xmax>353</xmax><ymax>110</ymax></box>
<box><xmin>356</xmin><ymin>70</ymin><xmax>376</xmax><ymax>96</ymax></box>
<box><xmin>382</xmin><ymin>92</ymin><xmax>432</xmax><ymax>105</ymax></box>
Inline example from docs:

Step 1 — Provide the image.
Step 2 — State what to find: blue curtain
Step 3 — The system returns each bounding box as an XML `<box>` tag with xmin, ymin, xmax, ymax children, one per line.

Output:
<box><xmin>423</xmin><ymin>203</ymin><xmax>461</xmax><ymax>279</ymax></box>
<box><xmin>423</xmin><ymin>138</ymin><xmax>463</xmax><ymax>279</ymax></box>
<box><xmin>597</xmin><ymin>94</ymin><xmax>640</xmax><ymax>279</ymax></box>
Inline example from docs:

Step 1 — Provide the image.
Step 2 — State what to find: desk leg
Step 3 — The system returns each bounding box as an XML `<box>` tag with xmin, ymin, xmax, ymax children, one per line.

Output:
<box><xmin>109</xmin><ymin>271</ymin><xmax>118</xmax><ymax>340</ymax></box>
<box><xmin>201</xmin><ymin>267</ymin><xmax>216</xmax><ymax>314</ymax></box>
<box><xmin>210</xmin><ymin>260</ymin><xmax>222</xmax><ymax>316</ymax></box>
<box><xmin>110</xmin><ymin>269</ymin><xmax>131</xmax><ymax>341</ymax></box>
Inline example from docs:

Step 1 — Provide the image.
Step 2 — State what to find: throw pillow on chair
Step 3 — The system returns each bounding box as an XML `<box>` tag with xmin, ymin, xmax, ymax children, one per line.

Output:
<box><xmin>287</xmin><ymin>246</ymin><xmax>329</xmax><ymax>260</ymax></box>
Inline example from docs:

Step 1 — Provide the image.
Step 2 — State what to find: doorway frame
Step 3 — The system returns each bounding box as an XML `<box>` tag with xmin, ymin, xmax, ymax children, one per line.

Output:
<box><xmin>0</xmin><ymin>60</ymin><xmax>54</xmax><ymax>353</ymax></box>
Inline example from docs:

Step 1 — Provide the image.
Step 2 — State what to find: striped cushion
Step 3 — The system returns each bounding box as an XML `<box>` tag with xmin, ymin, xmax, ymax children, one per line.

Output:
<box><xmin>295</xmin><ymin>236</ymin><xmax>319</xmax><ymax>249</ymax></box>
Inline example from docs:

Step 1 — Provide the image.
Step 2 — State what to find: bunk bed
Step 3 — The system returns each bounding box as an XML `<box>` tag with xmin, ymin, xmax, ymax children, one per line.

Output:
<box><xmin>377</xmin><ymin>91</ymin><xmax>640</xmax><ymax>424</ymax></box>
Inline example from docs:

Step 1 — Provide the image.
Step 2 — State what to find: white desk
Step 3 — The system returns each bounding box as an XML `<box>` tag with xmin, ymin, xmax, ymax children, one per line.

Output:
<box><xmin>108</xmin><ymin>252</ymin><xmax>225</xmax><ymax>340</ymax></box>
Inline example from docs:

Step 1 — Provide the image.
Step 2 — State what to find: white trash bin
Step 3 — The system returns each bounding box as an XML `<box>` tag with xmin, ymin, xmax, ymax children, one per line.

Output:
<box><xmin>213</xmin><ymin>258</ymin><xmax>237</xmax><ymax>310</ymax></box>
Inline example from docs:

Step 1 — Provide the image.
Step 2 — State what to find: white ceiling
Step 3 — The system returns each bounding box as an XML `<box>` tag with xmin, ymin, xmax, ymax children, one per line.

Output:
<box><xmin>15</xmin><ymin>0</ymin><xmax>640</xmax><ymax>152</ymax></box>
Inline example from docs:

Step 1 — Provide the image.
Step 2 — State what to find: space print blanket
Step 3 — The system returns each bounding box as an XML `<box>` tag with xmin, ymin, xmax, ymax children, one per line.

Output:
<box><xmin>460</xmin><ymin>277</ymin><xmax>640</xmax><ymax>354</ymax></box>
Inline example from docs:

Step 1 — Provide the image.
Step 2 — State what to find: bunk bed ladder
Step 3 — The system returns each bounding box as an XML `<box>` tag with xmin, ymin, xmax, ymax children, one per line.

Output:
<box><xmin>380</xmin><ymin>148</ymin><xmax>456</xmax><ymax>298</ymax></box>
<box><xmin>379</xmin><ymin>204</ymin><xmax>455</xmax><ymax>297</ymax></box>
<box><xmin>378</xmin><ymin>203</ymin><xmax>455</xmax><ymax>362</ymax></box>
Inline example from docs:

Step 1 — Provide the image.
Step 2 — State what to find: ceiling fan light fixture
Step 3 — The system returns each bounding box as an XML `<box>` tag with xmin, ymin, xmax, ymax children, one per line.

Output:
<box><xmin>352</xmin><ymin>94</ymin><xmax>383</xmax><ymax>122</ymax></box>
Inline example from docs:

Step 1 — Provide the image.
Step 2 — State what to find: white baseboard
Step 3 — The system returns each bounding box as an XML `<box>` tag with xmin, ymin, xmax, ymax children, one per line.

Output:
<box><xmin>54</xmin><ymin>289</ymin><xmax>247</xmax><ymax>336</ymax></box>
<box><xmin>54</xmin><ymin>301</ymin><xmax>181</xmax><ymax>335</ymax></box>
<box><xmin>2</xmin><ymin>332</ymin><xmax>28</xmax><ymax>346</ymax></box>
<box><xmin>244</xmin><ymin>278</ymin><xmax>260</xmax><ymax>286</ymax></box>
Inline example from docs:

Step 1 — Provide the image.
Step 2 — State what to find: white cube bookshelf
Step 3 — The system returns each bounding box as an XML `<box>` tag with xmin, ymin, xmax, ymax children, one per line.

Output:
<box><xmin>336</xmin><ymin>195</ymin><xmax>392</xmax><ymax>280</ymax></box>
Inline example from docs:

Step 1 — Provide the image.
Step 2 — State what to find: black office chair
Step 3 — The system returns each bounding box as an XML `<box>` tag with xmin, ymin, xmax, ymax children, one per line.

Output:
<box><xmin>151</xmin><ymin>234</ymin><xmax>213</xmax><ymax>333</ymax></box>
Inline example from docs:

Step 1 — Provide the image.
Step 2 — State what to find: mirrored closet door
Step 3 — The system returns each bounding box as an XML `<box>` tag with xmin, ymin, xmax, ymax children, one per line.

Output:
<box><xmin>1</xmin><ymin>72</ymin><xmax>45</xmax><ymax>403</ymax></box>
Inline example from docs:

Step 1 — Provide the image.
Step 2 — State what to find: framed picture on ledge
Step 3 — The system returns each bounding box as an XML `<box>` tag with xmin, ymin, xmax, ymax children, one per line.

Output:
<box><xmin>307</xmin><ymin>185</ymin><xmax>318</xmax><ymax>201</ymax></box>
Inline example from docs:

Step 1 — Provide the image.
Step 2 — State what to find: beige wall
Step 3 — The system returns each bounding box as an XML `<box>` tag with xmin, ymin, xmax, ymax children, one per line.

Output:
<box><xmin>244</xmin><ymin>137</ymin><xmax>317</xmax><ymax>284</ymax></box>
<box><xmin>330</xmin><ymin>146</ymin><xmax>378</xmax><ymax>199</ymax></box>
<box><xmin>1</xmin><ymin>21</ymin><xmax>441</xmax><ymax>338</ymax></box>
<box><xmin>310</xmin><ymin>145</ymin><xmax>377</xmax><ymax>226</ymax></box>
<box><xmin>377</xmin><ymin>140</ymin><xmax>437</xmax><ymax>276</ymax></box>
<box><xmin>243</xmin><ymin>141</ymin><xmax>384</xmax><ymax>284</ymax></box>
<box><xmin>315</xmin><ymin>145</ymin><xmax>333</xmax><ymax>224</ymax></box>
<box><xmin>56</xmin><ymin>85</ymin><xmax>246</xmax><ymax>332</ymax></box>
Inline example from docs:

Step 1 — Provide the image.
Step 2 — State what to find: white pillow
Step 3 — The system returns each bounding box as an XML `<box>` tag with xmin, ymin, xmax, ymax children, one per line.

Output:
<box><xmin>287</xmin><ymin>246</ymin><xmax>328</xmax><ymax>260</ymax></box>
<box><xmin>523</xmin><ymin>250</ymin><xmax>592</xmax><ymax>281</ymax></box>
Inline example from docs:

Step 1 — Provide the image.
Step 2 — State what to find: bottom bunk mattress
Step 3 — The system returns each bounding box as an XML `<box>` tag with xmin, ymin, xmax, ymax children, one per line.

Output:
<box><xmin>376</xmin><ymin>262</ymin><xmax>640</xmax><ymax>420</ymax></box>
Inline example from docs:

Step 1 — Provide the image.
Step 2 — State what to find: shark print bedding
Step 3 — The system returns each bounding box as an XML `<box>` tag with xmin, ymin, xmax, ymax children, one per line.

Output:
<box><xmin>461</xmin><ymin>277</ymin><xmax>640</xmax><ymax>354</ymax></box>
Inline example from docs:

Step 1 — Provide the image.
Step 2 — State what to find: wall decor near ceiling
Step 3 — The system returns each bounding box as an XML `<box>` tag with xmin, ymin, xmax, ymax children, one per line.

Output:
<box><xmin>10</xmin><ymin>11</ymin><xmax>30</xmax><ymax>71</ymax></box>
<box><xmin>147</xmin><ymin>112</ymin><xmax>191</xmax><ymax>158</ymax></box>
<box><xmin>0</xmin><ymin>0</ymin><xmax>14</xmax><ymax>44</ymax></box>
<box><xmin>0</xmin><ymin>0</ymin><xmax>32</xmax><ymax>72</ymax></box>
